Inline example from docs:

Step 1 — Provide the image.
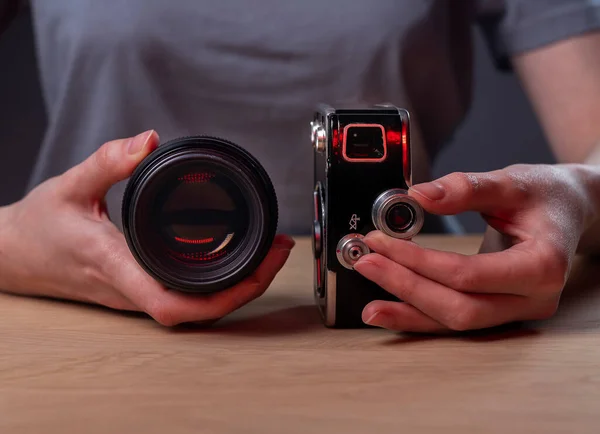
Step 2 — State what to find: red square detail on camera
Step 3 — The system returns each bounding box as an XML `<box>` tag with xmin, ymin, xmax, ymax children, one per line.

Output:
<box><xmin>342</xmin><ymin>123</ymin><xmax>387</xmax><ymax>163</ymax></box>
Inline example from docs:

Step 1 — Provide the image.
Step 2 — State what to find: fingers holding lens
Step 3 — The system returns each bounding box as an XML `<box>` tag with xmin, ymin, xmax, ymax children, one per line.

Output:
<box><xmin>199</xmin><ymin>235</ymin><xmax>294</xmax><ymax>316</ymax></box>
<box><xmin>62</xmin><ymin>130</ymin><xmax>159</xmax><ymax>202</ymax></box>
<box><xmin>105</xmin><ymin>232</ymin><xmax>294</xmax><ymax>326</ymax></box>
<box><xmin>144</xmin><ymin>239</ymin><xmax>293</xmax><ymax>326</ymax></box>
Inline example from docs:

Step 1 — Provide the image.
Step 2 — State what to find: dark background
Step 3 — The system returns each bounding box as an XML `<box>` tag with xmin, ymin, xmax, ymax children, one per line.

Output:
<box><xmin>0</xmin><ymin>9</ymin><xmax>556</xmax><ymax>233</ymax></box>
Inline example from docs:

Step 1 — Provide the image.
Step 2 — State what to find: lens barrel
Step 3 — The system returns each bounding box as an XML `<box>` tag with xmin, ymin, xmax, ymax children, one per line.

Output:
<box><xmin>122</xmin><ymin>136</ymin><xmax>278</xmax><ymax>294</ymax></box>
<box><xmin>371</xmin><ymin>189</ymin><xmax>424</xmax><ymax>239</ymax></box>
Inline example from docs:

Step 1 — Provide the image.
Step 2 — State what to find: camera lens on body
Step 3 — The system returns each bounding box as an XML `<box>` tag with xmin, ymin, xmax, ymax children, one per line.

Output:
<box><xmin>385</xmin><ymin>203</ymin><xmax>415</xmax><ymax>232</ymax></box>
<box><xmin>372</xmin><ymin>189</ymin><xmax>424</xmax><ymax>239</ymax></box>
<box><xmin>122</xmin><ymin>136</ymin><xmax>278</xmax><ymax>294</ymax></box>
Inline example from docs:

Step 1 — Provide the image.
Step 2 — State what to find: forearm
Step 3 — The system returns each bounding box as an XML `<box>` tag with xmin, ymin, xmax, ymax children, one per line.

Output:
<box><xmin>510</xmin><ymin>32</ymin><xmax>600</xmax><ymax>254</ymax></box>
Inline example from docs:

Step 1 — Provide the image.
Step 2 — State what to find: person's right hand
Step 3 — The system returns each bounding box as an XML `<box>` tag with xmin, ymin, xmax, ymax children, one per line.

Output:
<box><xmin>0</xmin><ymin>130</ymin><xmax>295</xmax><ymax>326</ymax></box>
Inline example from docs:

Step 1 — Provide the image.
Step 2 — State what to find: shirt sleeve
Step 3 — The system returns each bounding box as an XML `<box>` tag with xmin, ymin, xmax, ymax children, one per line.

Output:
<box><xmin>476</xmin><ymin>0</ymin><xmax>600</xmax><ymax>70</ymax></box>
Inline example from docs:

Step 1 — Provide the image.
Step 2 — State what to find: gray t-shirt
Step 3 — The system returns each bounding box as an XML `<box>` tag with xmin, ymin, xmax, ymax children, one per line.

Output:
<box><xmin>25</xmin><ymin>0</ymin><xmax>600</xmax><ymax>234</ymax></box>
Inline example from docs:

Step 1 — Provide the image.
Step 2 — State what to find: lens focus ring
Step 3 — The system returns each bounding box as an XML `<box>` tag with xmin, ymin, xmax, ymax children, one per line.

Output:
<box><xmin>372</xmin><ymin>189</ymin><xmax>424</xmax><ymax>239</ymax></box>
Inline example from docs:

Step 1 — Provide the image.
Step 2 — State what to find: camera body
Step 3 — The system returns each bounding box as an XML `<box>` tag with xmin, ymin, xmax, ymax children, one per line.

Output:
<box><xmin>311</xmin><ymin>103</ymin><xmax>424</xmax><ymax>328</ymax></box>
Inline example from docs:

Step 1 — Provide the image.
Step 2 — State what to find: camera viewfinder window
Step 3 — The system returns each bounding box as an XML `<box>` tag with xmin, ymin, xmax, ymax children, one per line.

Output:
<box><xmin>343</xmin><ymin>124</ymin><xmax>387</xmax><ymax>162</ymax></box>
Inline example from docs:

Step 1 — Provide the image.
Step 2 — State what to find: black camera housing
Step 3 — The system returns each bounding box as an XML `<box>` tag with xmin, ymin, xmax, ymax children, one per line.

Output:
<box><xmin>311</xmin><ymin>103</ymin><xmax>423</xmax><ymax>328</ymax></box>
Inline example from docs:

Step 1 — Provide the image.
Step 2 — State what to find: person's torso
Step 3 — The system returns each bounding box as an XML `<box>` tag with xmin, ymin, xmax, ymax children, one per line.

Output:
<box><xmin>29</xmin><ymin>0</ymin><xmax>474</xmax><ymax>234</ymax></box>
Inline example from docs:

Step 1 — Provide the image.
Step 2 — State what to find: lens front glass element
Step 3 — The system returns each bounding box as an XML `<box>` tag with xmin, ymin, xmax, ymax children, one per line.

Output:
<box><xmin>137</xmin><ymin>162</ymin><xmax>249</xmax><ymax>269</ymax></box>
<box><xmin>385</xmin><ymin>203</ymin><xmax>414</xmax><ymax>233</ymax></box>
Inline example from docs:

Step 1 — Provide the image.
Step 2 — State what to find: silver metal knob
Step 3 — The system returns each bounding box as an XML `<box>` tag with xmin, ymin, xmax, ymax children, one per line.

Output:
<box><xmin>314</xmin><ymin>126</ymin><xmax>327</xmax><ymax>153</ymax></box>
<box><xmin>336</xmin><ymin>233</ymin><xmax>370</xmax><ymax>270</ymax></box>
<box><xmin>310</xmin><ymin>121</ymin><xmax>319</xmax><ymax>145</ymax></box>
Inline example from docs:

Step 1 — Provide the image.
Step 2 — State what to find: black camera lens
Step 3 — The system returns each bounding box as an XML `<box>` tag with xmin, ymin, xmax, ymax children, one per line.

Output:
<box><xmin>385</xmin><ymin>203</ymin><xmax>415</xmax><ymax>232</ymax></box>
<box><xmin>343</xmin><ymin>124</ymin><xmax>386</xmax><ymax>161</ymax></box>
<box><xmin>122</xmin><ymin>136</ymin><xmax>278</xmax><ymax>294</ymax></box>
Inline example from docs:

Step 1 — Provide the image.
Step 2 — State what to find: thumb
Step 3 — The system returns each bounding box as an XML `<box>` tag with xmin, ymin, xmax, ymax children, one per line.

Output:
<box><xmin>408</xmin><ymin>171</ymin><xmax>520</xmax><ymax>215</ymax></box>
<box><xmin>63</xmin><ymin>130</ymin><xmax>159</xmax><ymax>200</ymax></box>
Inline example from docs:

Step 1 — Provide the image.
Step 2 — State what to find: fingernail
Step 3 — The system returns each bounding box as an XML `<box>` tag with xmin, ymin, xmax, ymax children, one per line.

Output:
<box><xmin>275</xmin><ymin>248</ymin><xmax>292</xmax><ymax>266</ymax></box>
<box><xmin>363</xmin><ymin>231</ymin><xmax>382</xmax><ymax>241</ymax></box>
<box><xmin>354</xmin><ymin>254</ymin><xmax>371</xmax><ymax>265</ymax></box>
<box><xmin>365</xmin><ymin>311</ymin><xmax>389</xmax><ymax>327</ymax></box>
<box><xmin>128</xmin><ymin>130</ymin><xmax>154</xmax><ymax>155</ymax></box>
<box><xmin>277</xmin><ymin>249</ymin><xmax>292</xmax><ymax>260</ymax></box>
<box><xmin>353</xmin><ymin>256</ymin><xmax>375</xmax><ymax>273</ymax></box>
<box><xmin>365</xmin><ymin>312</ymin><xmax>380</xmax><ymax>325</ymax></box>
<box><xmin>410</xmin><ymin>182</ymin><xmax>445</xmax><ymax>201</ymax></box>
<box><xmin>274</xmin><ymin>236</ymin><xmax>295</xmax><ymax>250</ymax></box>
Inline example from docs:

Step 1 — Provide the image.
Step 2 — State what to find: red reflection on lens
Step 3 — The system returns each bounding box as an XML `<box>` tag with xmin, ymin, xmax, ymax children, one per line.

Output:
<box><xmin>168</xmin><ymin>248</ymin><xmax>228</xmax><ymax>263</ymax></box>
<box><xmin>178</xmin><ymin>250</ymin><xmax>227</xmax><ymax>262</ymax></box>
<box><xmin>178</xmin><ymin>172</ymin><xmax>215</xmax><ymax>183</ymax></box>
<box><xmin>174</xmin><ymin>237</ymin><xmax>215</xmax><ymax>245</ymax></box>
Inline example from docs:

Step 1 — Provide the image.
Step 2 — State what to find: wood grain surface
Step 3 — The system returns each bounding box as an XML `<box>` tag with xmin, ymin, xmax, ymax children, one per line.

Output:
<box><xmin>1</xmin><ymin>235</ymin><xmax>600</xmax><ymax>434</ymax></box>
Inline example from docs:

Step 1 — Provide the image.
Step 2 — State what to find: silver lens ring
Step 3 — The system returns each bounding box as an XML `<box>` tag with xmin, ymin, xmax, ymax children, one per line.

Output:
<box><xmin>372</xmin><ymin>188</ymin><xmax>424</xmax><ymax>239</ymax></box>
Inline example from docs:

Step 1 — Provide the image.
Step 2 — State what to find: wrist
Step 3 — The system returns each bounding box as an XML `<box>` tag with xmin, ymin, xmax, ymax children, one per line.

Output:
<box><xmin>569</xmin><ymin>162</ymin><xmax>600</xmax><ymax>254</ymax></box>
<box><xmin>0</xmin><ymin>204</ymin><xmax>17</xmax><ymax>290</ymax></box>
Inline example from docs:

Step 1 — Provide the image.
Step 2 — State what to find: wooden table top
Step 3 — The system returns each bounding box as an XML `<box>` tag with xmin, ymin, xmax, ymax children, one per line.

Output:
<box><xmin>1</xmin><ymin>235</ymin><xmax>600</xmax><ymax>434</ymax></box>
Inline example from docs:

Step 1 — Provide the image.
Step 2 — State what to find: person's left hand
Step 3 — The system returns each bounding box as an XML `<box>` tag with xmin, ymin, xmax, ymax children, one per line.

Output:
<box><xmin>354</xmin><ymin>163</ymin><xmax>597</xmax><ymax>333</ymax></box>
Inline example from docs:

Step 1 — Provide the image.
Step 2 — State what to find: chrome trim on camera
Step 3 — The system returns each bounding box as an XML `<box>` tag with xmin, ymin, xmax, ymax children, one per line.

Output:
<box><xmin>314</xmin><ymin>127</ymin><xmax>326</xmax><ymax>153</ymax></box>
<box><xmin>314</xmin><ymin>270</ymin><xmax>337</xmax><ymax>327</ymax></box>
<box><xmin>372</xmin><ymin>188</ymin><xmax>424</xmax><ymax>239</ymax></box>
<box><xmin>310</xmin><ymin>121</ymin><xmax>318</xmax><ymax>145</ymax></box>
<box><xmin>398</xmin><ymin>108</ymin><xmax>412</xmax><ymax>188</ymax></box>
<box><xmin>325</xmin><ymin>270</ymin><xmax>337</xmax><ymax>326</ymax></box>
